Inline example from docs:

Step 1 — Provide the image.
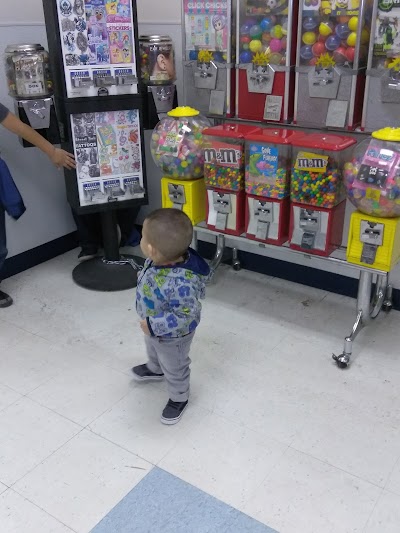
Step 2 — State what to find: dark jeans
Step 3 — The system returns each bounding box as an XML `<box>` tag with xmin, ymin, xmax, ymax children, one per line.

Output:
<box><xmin>72</xmin><ymin>207</ymin><xmax>140</xmax><ymax>249</ymax></box>
<box><xmin>0</xmin><ymin>205</ymin><xmax>7</xmax><ymax>284</ymax></box>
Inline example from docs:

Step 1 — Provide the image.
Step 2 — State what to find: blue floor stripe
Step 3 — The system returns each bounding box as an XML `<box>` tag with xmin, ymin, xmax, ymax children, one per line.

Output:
<box><xmin>91</xmin><ymin>467</ymin><xmax>277</xmax><ymax>533</ymax></box>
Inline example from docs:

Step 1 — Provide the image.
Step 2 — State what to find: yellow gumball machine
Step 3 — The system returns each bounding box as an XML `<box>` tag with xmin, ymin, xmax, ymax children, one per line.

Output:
<box><xmin>344</xmin><ymin>127</ymin><xmax>400</xmax><ymax>271</ymax></box>
<box><xmin>150</xmin><ymin>106</ymin><xmax>211</xmax><ymax>225</ymax></box>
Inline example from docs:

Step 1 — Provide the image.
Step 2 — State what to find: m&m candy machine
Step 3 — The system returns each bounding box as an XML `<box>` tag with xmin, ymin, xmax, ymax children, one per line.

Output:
<box><xmin>245</xmin><ymin>128</ymin><xmax>294</xmax><ymax>244</ymax></box>
<box><xmin>289</xmin><ymin>132</ymin><xmax>356</xmax><ymax>256</ymax></box>
<box><xmin>236</xmin><ymin>0</ymin><xmax>298</xmax><ymax>122</ymax></box>
<box><xmin>182</xmin><ymin>0</ymin><xmax>236</xmax><ymax>117</ymax></box>
<box><xmin>203</xmin><ymin>124</ymin><xmax>259</xmax><ymax>235</ymax></box>
<box><xmin>362</xmin><ymin>2</ymin><xmax>400</xmax><ymax>132</ymax></box>
<box><xmin>150</xmin><ymin>106</ymin><xmax>210</xmax><ymax>225</ymax></box>
<box><xmin>294</xmin><ymin>0</ymin><xmax>371</xmax><ymax>130</ymax></box>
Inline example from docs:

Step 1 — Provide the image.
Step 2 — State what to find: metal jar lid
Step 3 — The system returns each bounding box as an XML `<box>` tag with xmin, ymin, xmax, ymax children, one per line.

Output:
<box><xmin>139</xmin><ymin>35</ymin><xmax>172</xmax><ymax>44</ymax></box>
<box><xmin>5</xmin><ymin>44</ymin><xmax>45</xmax><ymax>54</ymax></box>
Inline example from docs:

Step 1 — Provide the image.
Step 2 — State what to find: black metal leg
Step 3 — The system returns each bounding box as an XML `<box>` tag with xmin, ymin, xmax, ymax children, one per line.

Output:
<box><xmin>72</xmin><ymin>210</ymin><xmax>144</xmax><ymax>292</ymax></box>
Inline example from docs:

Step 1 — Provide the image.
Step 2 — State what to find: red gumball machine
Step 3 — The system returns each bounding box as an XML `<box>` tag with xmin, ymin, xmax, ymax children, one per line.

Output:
<box><xmin>244</xmin><ymin>128</ymin><xmax>294</xmax><ymax>244</ymax></box>
<box><xmin>294</xmin><ymin>0</ymin><xmax>371</xmax><ymax>130</ymax></box>
<box><xmin>236</xmin><ymin>0</ymin><xmax>298</xmax><ymax>123</ymax></box>
<box><xmin>288</xmin><ymin>132</ymin><xmax>355</xmax><ymax>256</ymax></box>
<box><xmin>182</xmin><ymin>0</ymin><xmax>236</xmax><ymax>117</ymax></box>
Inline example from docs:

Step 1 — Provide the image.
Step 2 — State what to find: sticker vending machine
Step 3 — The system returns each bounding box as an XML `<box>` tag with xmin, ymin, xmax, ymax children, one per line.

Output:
<box><xmin>362</xmin><ymin>0</ymin><xmax>400</xmax><ymax>131</ymax></box>
<box><xmin>182</xmin><ymin>0</ymin><xmax>236</xmax><ymax>116</ymax></box>
<box><xmin>43</xmin><ymin>0</ymin><xmax>147</xmax><ymax>290</ymax></box>
<box><xmin>236</xmin><ymin>0</ymin><xmax>298</xmax><ymax>123</ymax></box>
<box><xmin>294</xmin><ymin>0</ymin><xmax>371</xmax><ymax>130</ymax></box>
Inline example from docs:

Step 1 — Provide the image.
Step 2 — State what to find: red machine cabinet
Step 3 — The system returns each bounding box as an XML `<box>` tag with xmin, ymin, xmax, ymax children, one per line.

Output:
<box><xmin>206</xmin><ymin>188</ymin><xmax>245</xmax><ymax>236</ymax></box>
<box><xmin>246</xmin><ymin>195</ymin><xmax>290</xmax><ymax>245</ymax></box>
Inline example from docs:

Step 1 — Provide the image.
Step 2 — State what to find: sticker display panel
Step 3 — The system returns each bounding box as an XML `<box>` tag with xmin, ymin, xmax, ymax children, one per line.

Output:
<box><xmin>372</xmin><ymin>1</ymin><xmax>400</xmax><ymax>69</ymax></box>
<box><xmin>184</xmin><ymin>0</ymin><xmax>229</xmax><ymax>61</ymax></box>
<box><xmin>57</xmin><ymin>0</ymin><xmax>138</xmax><ymax>97</ymax></box>
<box><xmin>71</xmin><ymin>109</ymin><xmax>145</xmax><ymax>206</ymax></box>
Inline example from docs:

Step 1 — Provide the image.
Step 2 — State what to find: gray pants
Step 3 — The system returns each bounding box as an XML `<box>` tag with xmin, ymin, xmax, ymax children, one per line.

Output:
<box><xmin>145</xmin><ymin>333</ymin><xmax>194</xmax><ymax>402</ymax></box>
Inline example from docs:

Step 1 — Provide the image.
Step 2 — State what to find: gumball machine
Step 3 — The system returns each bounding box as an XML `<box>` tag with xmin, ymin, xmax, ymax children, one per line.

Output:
<box><xmin>294</xmin><ymin>0</ymin><xmax>371</xmax><ymax>130</ymax></box>
<box><xmin>202</xmin><ymin>123</ymin><xmax>259</xmax><ymax>235</ymax></box>
<box><xmin>182</xmin><ymin>0</ymin><xmax>236</xmax><ymax>117</ymax></box>
<box><xmin>362</xmin><ymin>4</ymin><xmax>400</xmax><ymax>131</ymax></box>
<box><xmin>150</xmin><ymin>106</ymin><xmax>210</xmax><ymax>225</ymax></box>
<box><xmin>244</xmin><ymin>128</ymin><xmax>294</xmax><ymax>244</ymax></box>
<box><xmin>345</xmin><ymin>128</ymin><xmax>400</xmax><ymax>271</ymax></box>
<box><xmin>236</xmin><ymin>0</ymin><xmax>298</xmax><ymax>122</ymax></box>
<box><xmin>289</xmin><ymin>131</ymin><xmax>356</xmax><ymax>256</ymax></box>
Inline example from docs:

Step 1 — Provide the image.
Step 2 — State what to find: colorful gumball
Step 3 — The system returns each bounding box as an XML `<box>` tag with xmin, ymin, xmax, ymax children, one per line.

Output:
<box><xmin>249</xmin><ymin>39</ymin><xmax>262</xmax><ymax>53</ymax></box>
<box><xmin>309</xmin><ymin>57</ymin><xmax>318</xmax><ymax>66</ymax></box>
<box><xmin>333</xmin><ymin>46</ymin><xmax>347</xmax><ymax>64</ymax></box>
<box><xmin>346</xmin><ymin>32</ymin><xmax>357</xmax><ymax>47</ymax></box>
<box><xmin>240</xmin><ymin>35</ymin><xmax>251</xmax><ymax>44</ymax></box>
<box><xmin>319</xmin><ymin>21</ymin><xmax>333</xmax><ymax>37</ymax></box>
<box><xmin>335</xmin><ymin>23</ymin><xmax>350</xmax><ymax>39</ymax></box>
<box><xmin>302</xmin><ymin>31</ymin><xmax>317</xmax><ymax>45</ymax></box>
<box><xmin>312</xmin><ymin>41</ymin><xmax>326</xmax><ymax>57</ymax></box>
<box><xmin>189</xmin><ymin>50</ymin><xmax>198</xmax><ymax>60</ymax></box>
<box><xmin>250</xmin><ymin>25</ymin><xmax>262</xmax><ymax>39</ymax></box>
<box><xmin>281</xmin><ymin>19</ymin><xmax>288</xmax><ymax>35</ymax></box>
<box><xmin>271</xmin><ymin>25</ymin><xmax>283</xmax><ymax>39</ymax></box>
<box><xmin>345</xmin><ymin>46</ymin><xmax>355</xmax><ymax>62</ymax></box>
<box><xmin>262</xmin><ymin>32</ymin><xmax>272</xmax><ymax>43</ymax></box>
<box><xmin>361</xmin><ymin>28</ymin><xmax>370</xmax><ymax>44</ymax></box>
<box><xmin>303</xmin><ymin>16</ymin><xmax>318</xmax><ymax>31</ymax></box>
<box><xmin>239</xmin><ymin>50</ymin><xmax>253</xmax><ymax>63</ymax></box>
<box><xmin>281</xmin><ymin>36</ymin><xmax>287</xmax><ymax>49</ymax></box>
<box><xmin>300</xmin><ymin>45</ymin><xmax>314</xmax><ymax>61</ymax></box>
<box><xmin>260</xmin><ymin>17</ymin><xmax>273</xmax><ymax>32</ymax></box>
<box><xmin>240</xmin><ymin>23</ymin><xmax>252</xmax><ymax>35</ymax></box>
<box><xmin>339</xmin><ymin>16</ymin><xmax>350</xmax><ymax>24</ymax></box>
<box><xmin>348</xmin><ymin>16</ymin><xmax>358</xmax><ymax>32</ymax></box>
<box><xmin>269</xmin><ymin>52</ymin><xmax>283</xmax><ymax>65</ymax></box>
<box><xmin>325</xmin><ymin>34</ymin><xmax>341</xmax><ymax>51</ymax></box>
<box><xmin>270</xmin><ymin>38</ymin><xmax>282</xmax><ymax>52</ymax></box>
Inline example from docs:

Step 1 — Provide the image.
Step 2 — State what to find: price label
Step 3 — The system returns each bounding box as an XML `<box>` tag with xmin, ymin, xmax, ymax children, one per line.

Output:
<box><xmin>25</xmin><ymin>81</ymin><xmax>43</xmax><ymax>95</ymax></box>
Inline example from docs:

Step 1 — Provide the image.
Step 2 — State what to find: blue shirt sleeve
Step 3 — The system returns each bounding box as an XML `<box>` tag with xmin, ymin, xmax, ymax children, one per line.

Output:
<box><xmin>0</xmin><ymin>103</ymin><xmax>10</xmax><ymax>123</ymax></box>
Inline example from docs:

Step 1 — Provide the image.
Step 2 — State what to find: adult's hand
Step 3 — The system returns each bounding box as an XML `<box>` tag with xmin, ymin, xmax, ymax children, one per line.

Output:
<box><xmin>50</xmin><ymin>147</ymin><xmax>76</xmax><ymax>170</ymax></box>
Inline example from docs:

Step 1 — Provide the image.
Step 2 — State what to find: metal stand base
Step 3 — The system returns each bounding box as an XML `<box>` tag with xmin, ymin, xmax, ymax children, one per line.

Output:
<box><xmin>73</xmin><ymin>255</ymin><xmax>143</xmax><ymax>291</ymax></box>
<box><xmin>332</xmin><ymin>271</ymin><xmax>391</xmax><ymax>368</ymax></box>
<box><xmin>72</xmin><ymin>210</ymin><xmax>143</xmax><ymax>292</ymax></box>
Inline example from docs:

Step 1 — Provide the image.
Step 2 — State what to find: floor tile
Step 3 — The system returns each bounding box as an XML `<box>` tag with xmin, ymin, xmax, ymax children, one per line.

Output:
<box><xmin>0</xmin><ymin>384</ymin><xmax>21</xmax><ymax>413</ymax></box>
<box><xmin>243</xmin><ymin>448</ymin><xmax>381</xmax><ymax>533</ymax></box>
<box><xmin>0</xmin><ymin>482</ymin><xmax>7</xmax><ymax>495</ymax></box>
<box><xmin>0</xmin><ymin>397</ymin><xmax>80</xmax><ymax>486</ymax></box>
<box><xmin>89</xmin><ymin>385</ymin><xmax>210</xmax><ymax>464</ymax></box>
<box><xmin>91</xmin><ymin>467</ymin><xmax>276</xmax><ymax>533</ymax></box>
<box><xmin>28</xmin><ymin>356</ymin><xmax>134</xmax><ymax>426</ymax></box>
<box><xmin>159</xmin><ymin>412</ymin><xmax>287</xmax><ymax>509</ymax></box>
<box><xmin>364</xmin><ymin>490</ymin><xmax>400</xmax><ymax>533</ymax></box>
<box><xmin>13</xmin><ymin>429</ymin><xmax>151</xmax><ymax>533</ymax></box>
<box><xmin>0</xmin><ymin>489</ymin><xmax>73</xmax><ymax>533</ymax></box>
<box><xmin>0</xmin><ymin>320</ymin><xmax>33</xmax><ymax>350</ymax></box>
<box><xmin>386</xmin><ymin>458</ymin><xmax>400</xmax><ymax>496</ymax></box>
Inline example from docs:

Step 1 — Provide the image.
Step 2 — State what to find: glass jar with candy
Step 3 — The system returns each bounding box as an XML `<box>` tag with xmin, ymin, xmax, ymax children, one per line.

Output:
<box><xmin>290</xmin><ymin>132</ymin><xmax>356</xmax><ymax>208</ymax></box>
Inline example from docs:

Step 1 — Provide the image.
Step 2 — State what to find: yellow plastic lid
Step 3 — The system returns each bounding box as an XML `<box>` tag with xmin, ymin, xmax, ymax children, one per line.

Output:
<box><xmin>167</xmin><ymin>106</ymin><xmax>199</xmax><ymax>118</ymax></box>
<box><xmin>372</xmin><ymin>127</ymin><xmax>400</xmax><ymax>142</ymax></box>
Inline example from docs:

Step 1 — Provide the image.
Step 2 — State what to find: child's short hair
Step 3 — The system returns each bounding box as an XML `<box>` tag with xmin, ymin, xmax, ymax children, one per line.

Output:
<box><xmin>145</xmin><ymin>208</ymin><xmax>193</xmax><ymax>261</ymax></box>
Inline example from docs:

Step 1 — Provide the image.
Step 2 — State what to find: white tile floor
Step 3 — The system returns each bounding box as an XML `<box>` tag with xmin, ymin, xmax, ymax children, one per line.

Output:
<box><xmin>1</xmin><ymin>249</ymin><xmax>400</xmax><ymax>532</ymax></box>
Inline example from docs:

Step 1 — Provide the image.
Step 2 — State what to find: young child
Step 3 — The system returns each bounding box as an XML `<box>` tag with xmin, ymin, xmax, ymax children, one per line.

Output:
<box><xmin>132</xmin><ymin>208</ymin><xmax>210</xmax><ymax>425</ymax></box>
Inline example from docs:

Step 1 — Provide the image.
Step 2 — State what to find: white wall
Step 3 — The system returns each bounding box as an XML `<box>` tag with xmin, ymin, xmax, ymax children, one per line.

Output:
<box><xmin>0</xmin><ymin>0</ymin><xmax>181</xmax><ymax>25</ymax></box>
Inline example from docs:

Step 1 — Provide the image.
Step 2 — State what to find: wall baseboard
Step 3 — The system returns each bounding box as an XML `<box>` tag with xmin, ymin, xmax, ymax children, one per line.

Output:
<box><xmin>198</xmin><ymin>241</ymin><xmax>400</xmax><ymax>312</ymax></box>
<box><xmin>2</xmin><ymin>232</ymin><xmax>78</xmax><ymax>280</ymax></box>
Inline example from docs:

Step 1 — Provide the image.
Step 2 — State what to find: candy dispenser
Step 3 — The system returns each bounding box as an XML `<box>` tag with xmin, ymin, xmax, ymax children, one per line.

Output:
<box><xmin>362</xmin><ymin>3</ymin><xmax>400</xmax><ymax>131</ymax></box>
<box><xmin>290</xmin><ymin>132</ymin><xmax>356</xmax><ymax>208</ymax></box>
<box><xmin>344</xmin><ymin>127</ymin><xmax>400</xmax><ymax>217</ymax></box>
<box><xmin>245</xmin><ymin>128</ymin><xmax>294</xmax><ymax>198</ymax></box>
<box><xmin>182</xmin><ymin>0</ymin><xmax>236</xmax><ymax>116</ymax></box>
<box><xmin>294</xmin><ymin>0</ymin><xmax>371</xmax><ymax>130</ymax></box>
<box><xmin>245</xmin><ymin>195</ymin><xmax>290</xmax><ymax>244</ymax></box>
<box><xmin>139</xmin><ymin>35</ymin><xmax>178</xmax><ymax>125</ymax></box>
<box><xmin>151</xmin><ymin>106</ymin><xmax>210</xmax><ymax>224</ymax></box>
<box><xmin>203</xmin><ymin>124</ymin><xmax>259</xmax><ymax>191</ymax></box>
<box><xmin>236</xmin><ymin>0</ymin><xmax>298</xmax><ymax>122</ymax></box>
<box><xmin>4</xmin><ymin>44</ymin><xmax>60</xmax><ymax>146</ymax></box>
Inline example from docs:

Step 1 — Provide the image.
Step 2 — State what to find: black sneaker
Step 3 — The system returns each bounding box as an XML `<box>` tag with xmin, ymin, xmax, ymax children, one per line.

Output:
<box><xmin>0</xmin><ymin>290</ymin><xmax>13</xmax><ymax>308</ymax></box>
<box><xmin>131</xmin><ymin>364</ymin><xmax>164</xmax><ymax>382</ymax></box>
<box><xmin>161</xmin><ymin>399</ymin><xmax>188</xmax><ymax>425</ymax></box>
<box><xmin>78</xmin><ymin>246</ymin><xmax>98</xmax><ymax>262</ymax></box>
